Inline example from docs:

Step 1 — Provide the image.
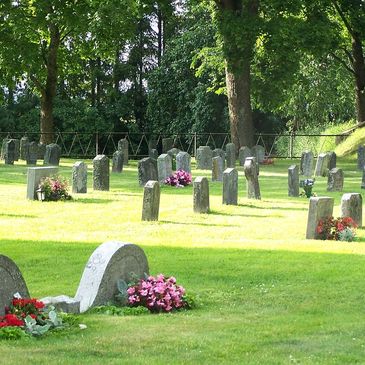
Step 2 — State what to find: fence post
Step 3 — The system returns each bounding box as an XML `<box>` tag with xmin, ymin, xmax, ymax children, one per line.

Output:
<box><xmin>289</xmin><ymin>132</ymin><xmax>294</xmax><ymax>159</ymax></box>
<box><xmin>95</xmin><ymin>132</ymin><xmax>99</xmax><ymax>156</ymax></box>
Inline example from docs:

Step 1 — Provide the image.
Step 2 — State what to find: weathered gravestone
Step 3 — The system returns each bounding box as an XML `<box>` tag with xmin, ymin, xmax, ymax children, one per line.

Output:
<box><xmin>157</xmin><ymin>153</ymin><xmax>172</xmax><ymax>183</ymax></box>
<box><xmin>327</xmin><ymin>168</ymin><xmax>344</xmax><ymax>192</ymax></box>
<box><xmin>239</xmin><ymin>146</ymin><xmax>252</xmax><ymax>166</ymax></box>
<box><xmin>225</xmin><ymin>143</ymin><xmax>236</xmax><ymax>168</ymax></box>
<box><xmin>37</xmin><ymin>143</ymin><xmax>46</xmax><ymax>160</ymax></box>
<box><xmin>0</xmin><ymin>255</ymin><xmax>30</xmax><ymax>316</ymax></box>
<box><xmin>44</xmin><ymin>143</ymin><xmax>61</xmax><ymax>166</ymax></box>
<box><xmin>149</xmin><ymin>149</ymin><xmax>158</xmax><ymax>160</ymax></box>
<box><xmin>306</xmin><ymin>196</ymin><xmax>334</xmax><ymax>239</ymax></box>
<box><xmin>212</xmin><ymin>156</ymin><xmax>224</xmax><ymax>182</ymax></box>
<box><xmin>341</xmin><ymin>193</ymin><xmax>362</xmax><ymax>227</ymax></box>
<box><xmin>314</xmin><ymin>152</ymin><xmax>329</xmax><ymax>177</ymax></box>
<box><xmin>213</xmin><ymin>148</ymin><xmax>225</xmax><ymax>161</ymax></box>
<box><xmin>27</xmin><ymin>166</ymin><xmax>58</xmax><ymax>200</ymax></box>
<box><xmin>252</xmin><ymin>145</ymin><xmax>265</xmax><ymax>163</ymax></box>
<box><xmin>167</xmin><ymin>148</ymin><xmax>180</xmax><ymax>170</ymax></box>
<box><xmin>244</xmin><ymin>157</ymin><xmax>261</xmax><ymax>199</ymax></box>
<box><xmin>176</xmin><ymin>151</ymin><xmax>191</xmax><ymax>173</ymax></box>
<box><xmin>300</xmin><ymin>151</ymin><xmax>314</xmax><ymax>177</ymax></box>
<box><xmin>117</xmin><ymin>138</ymin><xmax>129</xmax><ymax>165</ymax></box>
<box><xmin>4</xmin><ymin>140</ymin><xmax>15</xmax><ymax>165</ymax></box>
<box><xmin>288</xmin><ymin>165</ymin><xmax>299</xmax><ymax>197</ymax></box>
<box><xmin>1</xmin><ymin>137</ymin><xmax>9</xmax><ymax>160</ymax></box>
<box><xmin>138</xmin><ymin>157</ymin><xmax>158</xmax><ymax>186</ymax></box>
<box><xmin>20</xmin><ymin>136</ymin><xmax>29</xmax><ymax>160</ymax></box>
<box><xmin>26</xmin><ymin>141</ymin><xmax>38</xmax><ymax>165</ymax></box>
<box><xmin>13</xmin><ymin>139</ymin><xmax>20</xmax><ymax>161</ymax></box>
<box><xmin>193</xmin><ymin>177</ymin><xmax>210</xmax><ymax>213</ymax></box>
<box><xmin>72</xmin><ymin>161</ymin><xmax>87</xmax><ymax>194</ymax></box>
<box><xmin>223</xmin><ymin>168</ymin><xmax>238</xmax><ymax>205</ymax></box>
<box><xmin>196</xmin><ymin>146</ymin><xmax>212</xmax><ymax>170</ymax></box>
<box><xmin>112</xmin><ymin>150</ymin><xmax>124</xmax><ymax>173</ymax></box>
<box><xmin>75</xmin><ymin>241</ymin><xmax>149</xmax><ymax>313</ymax></box>
<box><xmin>328</xmin><ymin>152</ymin><xmax>337</xmax><ymax>170</ymax></box>
<box><xmin>358</xmin><ymin>145</ymin><xmax>365</xmax><ymax>170</ymax></box>
<box><xmin>93</xmin><ymin>154</ymin><xmax>109</xmax><ymax>191</ymax></box>
<box><xmin>142</xmin><ymin>181</ymin><xmax>160</xmax><ymax>221</ymax></box>
<box><xmin>162</xmin><ymin>137</ymin><xmax>174</xmax><ymax>153</ymax></box>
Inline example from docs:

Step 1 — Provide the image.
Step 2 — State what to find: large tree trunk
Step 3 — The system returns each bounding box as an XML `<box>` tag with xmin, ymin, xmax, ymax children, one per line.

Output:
<box><xmin>40</xmin><ymin>24</ymin><xmax>60</xmax><ymax>145</ymax></box>
<box><xmin>352</xmin><ymin>34</ymin><xmax>365</xmax><ymax>125</ymax></box>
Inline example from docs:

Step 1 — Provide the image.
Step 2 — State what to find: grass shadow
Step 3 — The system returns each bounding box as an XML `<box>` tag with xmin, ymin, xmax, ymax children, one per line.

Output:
<box><xmin>72</xmin><ymin>198</ymin><xmax>114</xmax><ymax>204</ymax></box>
<box><xmin>238</xmin><ymin>203</ymin><xmax>307</xmax><ymax>211</ymax></box>
<box><xmin>159</xmin><ymin>220</ymin><xmax>238</xmax><ymax>228</ymax></box>
<box><xmin>208</xmin><ymin>210</ymin><xmax>282</xmax><ymax>218</ymax></box>
<box><xmin>0</xmin><ymin>213</ymin><xmax>37</xmax><ymax>218</ymax></box>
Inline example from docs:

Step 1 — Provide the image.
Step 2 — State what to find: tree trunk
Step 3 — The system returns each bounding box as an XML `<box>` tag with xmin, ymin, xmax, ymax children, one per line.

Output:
<box><xmin>352</xmin><ymin>34</ymin><xmax>365</xmax><ymax>125</ymax></box>
<box><xmin>40</xmin><ymin>24</ymin><xmax>60</xmax><ymax>145</ymax></box>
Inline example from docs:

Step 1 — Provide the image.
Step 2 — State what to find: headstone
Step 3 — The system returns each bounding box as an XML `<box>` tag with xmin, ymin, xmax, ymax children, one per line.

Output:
<box><xmin>222</xmin><ymin>168</ymin><xmax>238</xmax><ymax>205</ymax></box>
<box><xmin>26</xmin><ymin>141</ymin><xmax>38</xmax><ymax>165</ymax></box>
<box><xmin>117</xmin><ymin>138</ymin><xmax>129</xmax><ymax>165</ymax></box>
<box><xmin>288</xmin><ymin>165</ymin><xmax>299</xmax><ymax>197</ymax></box>
<box><xmin>93</xmin><ymin>154</ymin><xmax>109</xmax><ymax>191</ymax></box>
<box><xmin>300</xmin><ymin>151</ymin><xmax>314</xmax><ymax>177</ymax></box>
<box><xmin>328</xmin><ymin>152</ymin><xmax>336</xmax><ymax>170</ymax></box>
<box><xmin>238</xmin><ymin>146</ymin><xmax>252</xmax><ymax>166</ymax></box>
<box><xmin>37</xmin><ymin>143</ymin><xmax>46</xmax><ymax>160</ymax></box>
<box><xmin>26</xmin><ymin>166</ymin><xmax>58</xmax><ymax>200</ymax></box>
<box><xmin>358</xmin><ymin>145</ymin><xmax>365</xmax><ymax>170</ymax></box>
<box><xmin>341</xmin><ymin>193</ymin><xmax>362</xmax><ymax>227</ymax></box>
<box><xmin>176</xmin><ymin>151</ymin><xmax>191</xmax><ymax>173</ymax></box>
<box><xmin>4</xmin><ymin>140</ymin><xmax>15</xmax><ymax>165</ymax></box>
<box><xmin>157</xmin><ymin>153</ymin><xmax>172</xmax><ymax>183</ymax></box>
<box><xmin>212</xmin><ymin>156</ymin><xmax>224</xmax><ymax>182</ymax></box>
<box><xmin>138</xmin><ymin>157</ymin><xmax>158</xmax><ymax>186</ymax></box>
<box><xmin>13</xmin><ymin>139</ymin><xmax>20</xmax><ymax>161</ymax></box>
<box><xmin>252</xmin><ymin>145</ymin><xmax>265</xmax><ymax>163</ymax></box>
<box><xmin>1</xmin><ymin>137</ymin><xmax>9</xmax><ymax>160</ymax></box>
<box><xmin>142</xmin><ymin>181</ymin><xmax>160</xmax><ymax>221</ymax></box>
<box><xmin>40</xmin><ymin>295</ymin><xmax>80</xmax><ymax>314</ymax></box>
<box><xmin>225</xmin><ymin>143</ymin><xmax>236</xmax><ymax>168</ymax></box>
<box><xmin>196</xmin><ymin>146</ymin><xmax>212</xmax><ymax>170</ymax></box>
<box><xmin>72</xmin><ymin>161</ymin><xmax>87</xmax><ymax>194</ymax></box>
<box><xmin>167</xmin><ymin>148</ymin><xmax>180</xmax><ymax>159</ymax></box>
<box><xmin>162</xmin><ymin>138</ymin><xmax>174</xmax><ymax>153</ymax></box>
<box><xmin>306</xmin><ymin>196</ymin><xmax>334</xmax><ymax>239</ymax></box>
<box><xmin>149</xmin><ymin>149</ymin><xmax>158</xmax><ymax>160</ymax></box>
<box><xmin>213</xmin><ymin>148</ymin><xmax>225</xmax><ymax>161</ymax></box>
<box><xmin>244</xmin><ymin>157</ymin><xmax>261</xmax><ymax>199</ymax></box>
<box><xmin>193</xmin><ymin>177</ymin><xmax>210</xmax><ymax>213</ymax></box>
<box><xmin>75</xmin><ymin>241</ymin><xmax>149</xmax><ymax>313</ymax></box>
<box><xmin>314</xmin><ymin>152</ymin><xmax>329</xmax><ymax>177</ymax></box>
<box><xmin>20</xmin><ymin>136</ymin><xmax>29</xmax><ymax>160</ymax></box>
<box><xmin>0</xmin><ymin>255</ymin><xmax>30</xmax><ymax>316</ymax></box>
<box><xmin>44</xmin><ymin>143</ymin><xmax>61</xmax><ymax>166</ymax></box>
<box><xmin>112</xmin><ymin>150</ymin><xmax>124</xmax><ymax>173</ymax></box>
<box><xmin>327</xmin><ymin>168</ymin><xmax>344</xmax><ymax>192</ymax></box>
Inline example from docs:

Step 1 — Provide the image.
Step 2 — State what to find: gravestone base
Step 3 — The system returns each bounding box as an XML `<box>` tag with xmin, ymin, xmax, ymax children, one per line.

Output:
<box><xmin>40</xmin><ymin>295</ymin><xmax>80</xmax><ymax>314</ymax></box>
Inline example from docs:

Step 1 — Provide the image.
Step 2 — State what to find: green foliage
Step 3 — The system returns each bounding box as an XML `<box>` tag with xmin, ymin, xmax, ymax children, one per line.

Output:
<box><xmin>0</xmin><ymin>326</ymin><xmax>29</xmax><ymax>340</ymax></box>
<box><xmin>336</xmin><ymin>127</ymin><xmax>365</xmax><ymax>157</ymax></box>
<box><xmin>90</xmin><ymin>305</ymin><xmax>149</xmax><ymax>316</ymax></box>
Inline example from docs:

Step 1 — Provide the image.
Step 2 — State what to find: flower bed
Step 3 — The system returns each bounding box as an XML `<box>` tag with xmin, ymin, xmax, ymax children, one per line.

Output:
<box><xmin>164</xmin><ymin>170</ymin><xmax>192</xmax><ymax>187</ymax></box>
<box><xmin>316</xmin><ymin>216</ymin><xmax>357</xmax><ymax>241</ymax></box>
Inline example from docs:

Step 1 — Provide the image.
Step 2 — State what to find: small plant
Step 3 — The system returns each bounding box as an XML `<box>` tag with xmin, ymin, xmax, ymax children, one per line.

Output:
<box><xmin>316</xmin><ymin>216</ymin><xmax>357</xmax><ymax>241</ymax></box>
<box><xmin>38</xmin><ymin>175</ymin><xmax>72</xmax><ymax>201</ymax></box>
<box><xmin>300</xmin><ymin>178</ymin><xmax>315</xmax><ymax>198</ymax></box>
<box><xmin>164</xmin><ymin>169</ymin><xmax>192</xmax><ymax>187</ymax></box>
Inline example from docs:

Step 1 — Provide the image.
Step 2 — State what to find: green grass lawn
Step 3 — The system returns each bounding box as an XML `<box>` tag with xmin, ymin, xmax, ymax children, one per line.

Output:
<box><xmin>1</xmin><ymin>157</ymin><xmax>365</xmax><ymax>364</ymax></box>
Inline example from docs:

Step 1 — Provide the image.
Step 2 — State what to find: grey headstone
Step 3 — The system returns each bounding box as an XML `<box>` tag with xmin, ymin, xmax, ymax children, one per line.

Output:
<box><xmin>0</xmin><ymin>255</ymin><xmax>30</xmax><ymax>316</ymax></box>
<box><xmin>306</xmin><ymin>197</ymin><xmax>334</xmax><ymax>239</ymax></box>
<box><xmin>93</xmin><ymin>154</ymin><xmax>109</xmax><ymax>191</ymax></box>
<box><xmin>44</xmin><ymin>143</ymin><xmax>61</xmax><ymax>166</ymax></box>
<box><xmin>212</xmin><ymin>156</ymin><xmax>224</xmax><ymax>182</ymax></box>
<box><xmin>314</xmin><ymin>153</ymin><xmax>329</xmax><ymax>177</ymax></box>
<box><xmin>223</xmin><ymin>168</ymin><xmax>238</xmax><ymax>205</ymax></box>
<box><xmin>37</xmin><ymin>143</ymin><xmax>46</xmax><ymax>160</ymax></box>
<box><xmin>20</xmin><ymin>136</ymin><xmax>29</xmax><ymax>160</ymax></box>
<box><xmin>213</xmin><ymin>148</ymin><xmax>225</xmax><ymax>161</ymax></box>
<box><xmin>300</xmin><ymin>151</ymin><xmax>314</xmax><ymax>177</ymax></box>
<box><xmin>157</xmin><ymin>154</ymin><xmax>172</xmax><ymax>183</ymax></box>
<box><xmin>26</xmin><ymin>166</ymin><xmax>58</xmax><ymax>200</ymax></box>
<box><xmin>358</xmin><ymin>145</ymin><xmax>365</xmax><ymax>170</ymax></box>
<box><xmin>167</xmin><ymin>148</ymin><xmax>180</xmax><ymax>159</ymax></box>
<box><xmin>238</xmin><ymin>146</ymin><xmax>252</xmax><ymax>166</ymax></box>
<box><xmin>40</xmin><ymin>295</ymin><xmax>80</xmax><ymax>314</ymax></box>
<box><xmin>162</xmin><ymin>138</ymin><xmax>174</xmax><ymax>153</ymax></box>
<box><xmin>72</xmin><ymin>161</ymin><xmax>88</xmax><ymax>194</ymax></box>
<box><xmin>193</xmin><ymin>176</ymin><xmax>210</xmax><ymax>213</ymax></box>
<box><xmin>288</xmin><ymin>165</ymin><xmax>299</xmax><ymax>197</ymax></box>
<box><xmin>225</xmin><ymin>143</ymin><xmax>236</xmax><ymax>168</ymax></box>
<box><xmin>4</xmin><ymin>140</ymin><xmax>15</xmax><ymax>165</ymax></box>
<box><xmin>75</xmin><ymin>241</ymin><xmax>149</xmax><ymax>313</ymax></box>
<box><xmin>1</xmin><ymin>137</ymin><xmax>9</xmax><ymax>160</ymax></box>
<box><xmin>341</xmin><ymin>193</ymin><xmax>362</xmax><ymax>227</ymax></box>
<box><xmin>138</xmin><ymin>157</ymin><xmax>158</xmax><ymax>186</ymax></box>
<box><xmin>13</xmin><ymin>139</ymin><xmax>20</xmax><ymax>161</ymax></box>
<box><xmin>112</xmin><ymin>150</ymin><xmax>124</xmax><ymax>173</ymax></box>
<box><xmin>117</xmin><ymin>139</ymin><xmax>129</xmax><ymax>165</ymax></box>
<box><xmin>142</xmin><ymin>180</ymin><xmax>160</xmax><ymax>221</ymax></box>
<box><xmin>196</xmin><ymin>146</ymin><xmax>212</xmax><ymax>170</ymax></box>
<box><xmin>26</xmin><ymin>142</ymin><xmax>38</xmax><ymax>165</ymax></box>
<box><xmin>327</xmin><ymin>168</ymin><xmax>343</xmax><ymax>192</ymax></box>
<box><xmin>244</xmin><ymin>157</ymin><xmax>261</xmax><ymax>199</ymax></box>
<box><xmin>328</xmin><ymin>152</ymin><xmax>337</xmax><ymax>170</ymax></box>
<box><xmin>149</xmin><ymin>149</ymin><xmax>158</xmax><ymax>160</ymax></box>
<box><xmin>252</xmin><ymin>145</ymin><xmax>265</xmax><ymax>163</ymax></box>
<box><xmin>176</xmin><ymin>151</ymin><xmax>191</xmax><ymax>173</ymax></box>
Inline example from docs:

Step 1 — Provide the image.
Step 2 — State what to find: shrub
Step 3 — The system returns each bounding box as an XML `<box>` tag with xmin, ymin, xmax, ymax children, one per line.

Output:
<box><xmin>316</xmin><ymin>216</ymin><xmax>357</xmax><ymax>241</ymax></box>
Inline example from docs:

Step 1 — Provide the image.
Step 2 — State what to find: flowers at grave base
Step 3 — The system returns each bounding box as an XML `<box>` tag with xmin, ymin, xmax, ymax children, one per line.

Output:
<box><xmin>299</xmin><ymin>178</ymin><xmax>316</xmax><ymax>198</ymax></box>
<box><xmin>38</xmin><ymin>175</ymin><xmax>72</xmax><ymax>201</ymax></box>
<box><xmin>316</xmin><ymin>216</ymin><xmax>357</xmax><ymax>241</ymax></box>
<box><xmin>261</xmin><ymin>158</ymin><xmax>274</xmax><ymax>165</ymax></box>
<box><xmin>164</xmin><ymin>169</ymin><xmax>192</xmax><ymax>187</ymax></box>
